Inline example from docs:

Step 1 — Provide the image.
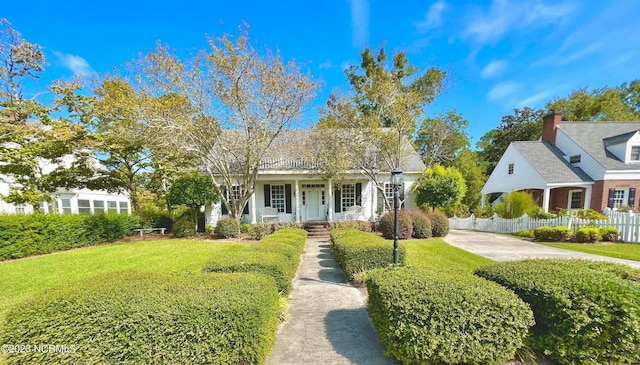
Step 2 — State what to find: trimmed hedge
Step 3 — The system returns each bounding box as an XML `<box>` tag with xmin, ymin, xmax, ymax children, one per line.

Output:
<box><xmin>409</xmin><ymin>211</ymin><xmax>432</xmax><ymax>239</ymax></box>
<box><xmin>475</xmin><ymin>259</ymin><xmax>640</xmax><ymax>365</ymax></box>
<box><xmin>377</xmin><ymin>211</ymin><xmax>413</xmax><ymax>240</ymax></box>
<box><xmin>329</xmin><ymin>220</ymin><xmax>372</xmax><ymax>232</ymax></box>
<box><xmin>599</xmin><ymin>226</ymin><xmax>619</xmax><ymax>242</ymax></box>
<box><xmin>330</xmin><ymin>229</ymin><xmax>406</xmax><ymax>279</ymax></box>
<box><xmin>533</xmin><ymin>226</ymin><xmax>571</xmax><ymax>242</ymax></box>
<box><xmin>366</xmin><ymin>267</ymin><xmax>534</xmax><ymax>365</ymax></box>
<box><xmin>0</xmin><ymin>213</ymin><xmax>139</xmax><ymax>261</ymax></box>
<box><xmin>427</xmin><ymin>209</ymin><xmax>449</xmax><ymax>237</ymax></box>
<box><xmin>203</xmin><ymin>228</ymin><xmax>307</xmax><ymax>295</ymax></box>
<box><xmin>574</xmin><ymin>226</ymin><xmax>601</xmax><ymax>242</ymax></box>
<box><xmin>0</xmin><ymin>271</ymin><xmax>280</xmax><ymax>365</ymax></box>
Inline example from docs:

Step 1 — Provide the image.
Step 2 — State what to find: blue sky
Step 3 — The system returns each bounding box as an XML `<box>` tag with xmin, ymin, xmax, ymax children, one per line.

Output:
<box><xmin>4</xmin><ymin>0</ymin><xmax>640</xmax><ymax>145</ymax></box>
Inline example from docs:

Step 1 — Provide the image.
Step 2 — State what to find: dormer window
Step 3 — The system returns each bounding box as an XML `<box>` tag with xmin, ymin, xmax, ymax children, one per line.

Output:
<box><xmin>508</xmin><ymin>163</ymin><xmax>514</xmax><ymax>175</ymax></box>
<box><xmin>631</xmin><ymin>146</ymin><xmax>640</xmax><ymax>161</ymax></box>
<box><xmin>569</xmin><ymin>155</ymin><xmax>581</xmax><ymax>164</ymax></box>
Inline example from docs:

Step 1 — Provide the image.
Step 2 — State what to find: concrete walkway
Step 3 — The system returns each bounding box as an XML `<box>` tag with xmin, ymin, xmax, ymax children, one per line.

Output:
<box><xmin>267</xmin><ymin>238</ymin><xmax>397</xmax><ymax>365</ymax></box>
<box><xmin>444</xmin><ymin>229</ymin><xmax>640</xmax><ymax>269</ymax></box>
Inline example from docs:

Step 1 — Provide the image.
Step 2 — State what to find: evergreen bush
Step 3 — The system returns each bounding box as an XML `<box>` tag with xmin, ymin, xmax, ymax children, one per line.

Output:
<box><xmin>377</xmin><ymin>211</ymin><xmax>413</xmax><ymax>240</ymax></box>
<box><xmin>214</xmin><ymin>218</ymin><xmax>240</xmax><ymax>238</ymax></box>
<box><xmin>427</xmin><ymin>209</ymin><xmax>449</xmax><ymax>237</ymax></box>
<box><xmin>409</xmin><ymin>210</ymin><xmax>432</xmax><ymax>239</ymax></box>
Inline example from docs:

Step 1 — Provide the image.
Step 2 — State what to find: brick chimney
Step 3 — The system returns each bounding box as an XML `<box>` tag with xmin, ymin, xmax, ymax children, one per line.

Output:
<box><xmin>542</xmin><ymin>111</ymin><xmax>562</xmax><ymax>145</ymax></box>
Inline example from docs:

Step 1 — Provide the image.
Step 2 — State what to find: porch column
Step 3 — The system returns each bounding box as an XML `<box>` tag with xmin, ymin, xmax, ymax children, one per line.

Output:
<box><xmin>543</xmin><ymin>187</ymin><xmax>551</xmax><ymax>212</ymax></box>
<box><xmin>371</xmin><ymin>182</ymin><xmax>377</xmax><ymax>221</ymax></box>
<box><xmin>328</xmin><ymin>179</ymin><xmax>333</xmax><ymax>222</ymax></box>
<box><xmin>584</xmin><ymin>185</ymin><xmax>592</xmax><ymax>210</ymax></box>
<box><xmin>295</xmin><ymin>179</ymin><xmax>300</xmax><ymax>223</ymax></box>
<box><xmin>250</xmin><ymin>191</ymin><xmax>257</xmax><ymax>224</ymax></box>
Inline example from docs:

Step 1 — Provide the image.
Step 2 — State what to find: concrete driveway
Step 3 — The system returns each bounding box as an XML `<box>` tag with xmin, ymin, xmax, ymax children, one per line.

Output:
<box><xmin>444</xmin><ymin>229</ymin><xmax>640</xmax><ymax>269</ymax></box>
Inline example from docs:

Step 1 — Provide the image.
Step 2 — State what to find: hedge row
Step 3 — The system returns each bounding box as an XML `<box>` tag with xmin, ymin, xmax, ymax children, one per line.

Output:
<box><xmin>203</xmin><ymin>228</ymin><xmax>307</xmax><ymax>294</ymax></box>
<box><xmin>366</xmin><ymin>267</ymin><xmax>534</xmax><ymax>365</ymax></box>
<box><xmin>377</xmin><ymin>210</ymin><xmax>449</xmax><ymax>240</ymax></box>
<box><xmin>330</xmin><ymin>228</ymin><xmax>406</xmax><ymax>279</ymax></box>
<box><xmin>0</xmin><ymin>213</ymin><xmax>140</xmax><ymax>261</ymax></box>
<box><xmin>475</xmin><ymin>259</ymin><xmax>640</xmax><ymax>365</ymax></box>
<box><xmin>0</xmin><ymin>271</ymin><xmax>280</xmax><ymax>365</ymax></box>
<box><xmin>533</xmin><ymin>225</ymin><xmax>620</xmax><ymax>242</ymax></box>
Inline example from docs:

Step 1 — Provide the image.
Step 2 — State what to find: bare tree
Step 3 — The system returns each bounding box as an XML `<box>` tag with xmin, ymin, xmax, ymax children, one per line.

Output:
<box><xmin>132</xmin><ymin>25</ymin><xmax>318</xmax><ymax>220</ymax></box>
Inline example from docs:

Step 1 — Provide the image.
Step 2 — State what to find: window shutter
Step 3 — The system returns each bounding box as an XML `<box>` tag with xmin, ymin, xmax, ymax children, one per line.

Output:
<box><xmin>221</xmin><ymin>186</ymin><xmax>228</xmax><ymax>215</ymax></box>
<box><xmin>264</xmin><ymin>184</ymin><xmax>271</xmax><ymax>207</ymax></box>
<box><xmin>334</xmin><ymin>188</ymin><xmax>342</xmax><ymax>213</ymax></box>
<box><xmin>285</xmin><ymin>184</ymin><xmax>292</xmax><ymax>214</ymax></box>
<box><xmin>242</xmin><ymin>202</ymin><xmax>249</xmax><ymax>215</ymax></box>
<box><xmin>607</xmin><ymin>188</ymin><xmax>615</xmax><ymax>208</ymax></box>
<box><xmin>355</xmin><ymin>183</ymin><xmax>362</xmax><ymax>205</ymax></box>
<box><xmin>629</xmin><ymin>188</ymin><xmax>636</xmax><ymax>207</ymax></box>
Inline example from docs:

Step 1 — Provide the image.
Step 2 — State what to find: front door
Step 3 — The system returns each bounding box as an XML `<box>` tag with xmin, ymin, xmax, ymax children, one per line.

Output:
<box><xmin>306</xmin><ymin>191</ymin><xmax>321</xmax><ymax>221</ymax></box>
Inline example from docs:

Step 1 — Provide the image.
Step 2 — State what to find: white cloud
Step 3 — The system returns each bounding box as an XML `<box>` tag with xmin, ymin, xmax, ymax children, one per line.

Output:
<box><xmin>319</xmin><ymin>60</ymin><xmax>335</xmax><ymax>69</ymax></box>
<box><xmin>415</xmin><ymin>1</ymin><xmax>448</xmax><ymax>31</ymax></box>
<box><xmin>348</xmin><ymin>0</ymin><xmax>369</xmax><ymax>48</ymax></box>
<box><xmin>464</xmin><ymin>0</ymin><xmax>574</xmax><ymax>45</ymax></box>
<box><xmin>517</xmin><ymin>91</ymin><xmax>553</xmax><ymax>107</ymax></box>
<box><xmin>487</xmin><ymin>81</ymin><xmax>520</xmax><ymax>101</ymax></box>
<box><xmin>53</xmin><ymin>51</ymin><xmax>93</xmax><ymax>76</ymax></box>
<box><xmin>481</xmin><ymin>60</ymin><xmax>507</xmax><ymax>78</ymax></box>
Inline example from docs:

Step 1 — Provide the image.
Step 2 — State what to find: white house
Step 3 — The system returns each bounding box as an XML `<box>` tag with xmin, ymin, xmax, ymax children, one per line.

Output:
<box><xmin>482</xmin><ymin>112</ymin><xmax>640</xmax><ymax>212</ymax></box>
<box><xmin>205</xmin><ymin>129</ymin><xmax>426</xmax><ymax>225</ymax></box>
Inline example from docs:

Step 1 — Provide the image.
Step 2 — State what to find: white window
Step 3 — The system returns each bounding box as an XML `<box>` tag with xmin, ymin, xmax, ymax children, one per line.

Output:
<box><xmin>613</xmin><ymin>189</ymin><xmax>626</xmax><ymax>208</ymax></box>
<box><xmin>383</xmin><ymin>183</ymin><xmax>395</xmax><ymax>208</ymax></box>
<box><xmin>508</xmin><ymin>163</ymin><xmax>514</xmax><ymax>175</ymax></box>
<box><xmin>78</xmin><ymin>199</ymin><xmax>91</xmax><ymax>214</ymax></box>
<box><xmin>61</xmin><ymin>199</ymin><xmax>72</xmax><ymax>214</ymax></box>
<box><xmin>119</xmin><ymin>201</ymin><xmax>129</xmax><ymax>213</ymax></box>
<box><xmin>341</xmin><ymin>184</ymin><xmax>356</xmax><ymax>211</ymax></box>
<box><xmin>271</xmin><ymin>184</ymin><xmax>286</xmax><ymax>213</ymax></box>
<box><xmin>631</xmin><ymin>146</ymin><xmax>640</xmax><ymax>161</ymax></box>
<box><xmin>107</xmin><ymin>201</ymin><xmax>118</xmax><ymax>213</ymax></box>
<box><xmin>569</xmin><ymin>190</ymin><xmax>582</xmax><ymax>210</ymax></box>
<box><xmin>93</xmin><ymin>200</ymin><xmax>105</xmax><ymax>213</ymax></box>
<box><xmin>569</xmin><ymin>155</ymin><xmax>581</xmax><ymax>164</ymax></box>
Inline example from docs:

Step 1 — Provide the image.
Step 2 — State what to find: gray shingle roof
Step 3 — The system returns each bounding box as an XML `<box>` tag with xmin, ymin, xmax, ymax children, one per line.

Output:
<box><xmin>512</xmin><ymin>141</ymin><xmax>593</xmax><ymax>184</ymax></box>
<box><xmin>558</xmin><ymin>122</ymin><xmax>640</xmax><ymax>170</ymax></box>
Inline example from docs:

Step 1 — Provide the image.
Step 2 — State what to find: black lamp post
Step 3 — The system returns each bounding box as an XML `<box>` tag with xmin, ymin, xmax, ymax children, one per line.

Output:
<box><xmin>391</xmin><ymin>167</ymin><xmax>404</xmax><ymax>264</ymax></box>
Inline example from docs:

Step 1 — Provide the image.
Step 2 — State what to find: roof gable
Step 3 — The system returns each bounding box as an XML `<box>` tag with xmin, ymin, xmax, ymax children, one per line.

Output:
<box><xmin>558</xmin><ymin>122</ymin><xmax>640</xmax><ymax>170</ymax></box>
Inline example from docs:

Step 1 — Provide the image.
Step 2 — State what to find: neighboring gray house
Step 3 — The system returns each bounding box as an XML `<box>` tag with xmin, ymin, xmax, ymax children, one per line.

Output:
<box><xmin>205</xmin><ymin>129</ymin><xmax>426</xmax><ymax>225</ymax></box>
<box><xmin>482</xmin><ymin>112</ymin><xmax>640</xmax><ymax>212</ymax></box>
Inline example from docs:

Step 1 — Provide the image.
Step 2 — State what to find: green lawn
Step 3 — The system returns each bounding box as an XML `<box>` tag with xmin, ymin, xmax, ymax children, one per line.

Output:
<box><xmin>539</xmin><ymin>242</ymin><xmax>640</xmax><ymax>261</ymax></box>
<box><xmin>404</xmin><ymin>237</ymin><xmax>493</xmax><ymax>272</ymax></box>
<box><xmin>0</xmin><ymin>239</ymin><xmax>247</xmax><ymax>321</ymax></box>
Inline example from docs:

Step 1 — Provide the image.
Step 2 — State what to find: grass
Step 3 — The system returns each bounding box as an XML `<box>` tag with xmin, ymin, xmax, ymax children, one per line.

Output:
<box><xmin>538</xmin><ymin>242</ymin><xmax>640</xmax><ymax>261</ymax></box>
<box><xmin>404</xmin><ymin>237</ymin><xmax>494</xmax><ymax>272</ymax></box>
<box><xmin>0</xmin><ymin>238</ymin><xmax>247</xmax><ymax>322</ymax></box>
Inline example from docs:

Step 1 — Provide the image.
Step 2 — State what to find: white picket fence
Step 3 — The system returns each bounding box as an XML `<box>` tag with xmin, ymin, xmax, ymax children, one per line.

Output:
<box><xmin>449</xmin><ymin>212</ymin><xmax>640</xmax><ymax>243</ymax></box>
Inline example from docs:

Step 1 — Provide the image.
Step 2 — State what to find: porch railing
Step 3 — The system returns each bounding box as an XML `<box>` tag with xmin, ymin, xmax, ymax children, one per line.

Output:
<box><xmin>449</xmin><ymin>212</ymin><xmax>640</xmax><ymax>243</ymax></box>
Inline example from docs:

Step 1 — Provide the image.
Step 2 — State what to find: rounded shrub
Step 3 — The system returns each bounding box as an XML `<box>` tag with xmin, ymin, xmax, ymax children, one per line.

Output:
<box><xmin>575</xmin><ymin>226</ymin><xmax>602</xmax><ymax>243</ymax></box>
<box><xmin>329</xmin><ymin>220</ymin><xmax>372</xmax><ymax>232</ymax></box>
<box><xmin>409</xmin><ymin>211</ymin><xmax>432</xmax><ymax>239</ymax></box>
<box><xmin>534</xmin><ymin>226</ymin><xmax>571</xmax><ymax>241</ymax></box>
<box><xmin>214</xmin><ymin>218</ymin><xmax>240</xmax><ymax>238</ymax></box>
<box><xmin>427</xmin><ymin>209</ymin><xmax>449</xmax><ymax>237</ymax></box>
<box><xmin>172</xmin><ymin>219</ymin><xmax>196</xmax><ymax>238</ymax></box>
<box><xmin>367</xmin><ymin>267</ymin><xmax>534</xmax><ymax>365</ymax></box>
<box><xmin>0</xmin><ymin>271</ymin><xmax>280</xmax><ymax>365</ymax></box>
<box><xmin>599</xmin><ymin>226</ymin><xmax>619</xmax><ymax>242</ymax></box>
<box><xmin>247</xmin><ymin>223</ymin><xmax>273</xmax><ymax>240</ymax></box>
<box><xmin>377</xmin><ymin>211</ymin><xmax>413</xmax><ymax>240</ymax></box>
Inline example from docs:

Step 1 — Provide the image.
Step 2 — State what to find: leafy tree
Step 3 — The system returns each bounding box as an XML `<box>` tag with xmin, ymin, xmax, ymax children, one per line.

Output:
<box><xmin>413</xmin><ymin>164</ymin><xmax>466</xmax><ymax>210</ymax></box>
<box><xmin>166</xmin><ymin>172</ymin><xmax>219</xmax><ymax>232</ymax></box>
<box><xmin>131</xmin><ymin>25</ymin><xmax>318</xmax><ymax>221</ymax></box>
<box><xmin>476</xmin><ymin>107</ymin><xmax>544</xmax><ymax>175</ymax></box>
<box><xmin>547</xmin><ymin>80</ymin><xmax>640</xmax><ymax>121</ymax></box>
<box><xmin>318</xmin><ymin>46</ymin><xmax>447</xmax><ymax>209</ymax></box>
<box><xmin>452</xmin><ymin>148</ymin><xmax>485</xmax><ymax>210</ymax></box>
<box><xmin>414</xmin><ymin>109</ymin><xmax>470</xmax><ymax>167</ymax></box>
<box><xmin>0</xmin><ymin>19</ymin><xmax>93</xmax><ymax>207</ymax></box>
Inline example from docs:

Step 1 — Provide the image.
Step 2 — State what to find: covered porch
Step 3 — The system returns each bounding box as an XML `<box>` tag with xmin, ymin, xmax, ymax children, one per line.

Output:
<box><xmin>482</xmin><ymin>182</ymin><xmax>594</xmax><ymax>213</ymax></box>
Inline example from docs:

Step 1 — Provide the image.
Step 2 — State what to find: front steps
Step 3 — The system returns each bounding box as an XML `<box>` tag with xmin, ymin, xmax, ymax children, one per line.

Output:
<box><xmin>303</xmin><ymin>222</ymin><xmax>330</xmax><ymax>239</ymax></box>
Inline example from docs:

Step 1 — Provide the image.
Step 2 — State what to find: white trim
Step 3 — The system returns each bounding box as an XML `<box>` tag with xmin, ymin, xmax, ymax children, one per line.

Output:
<box><xmin>568</xmin><ymin>189</ymin><xmax>583</xmax><ymax>210</ymax></box>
